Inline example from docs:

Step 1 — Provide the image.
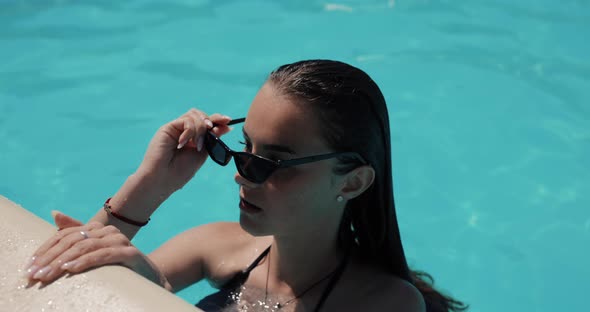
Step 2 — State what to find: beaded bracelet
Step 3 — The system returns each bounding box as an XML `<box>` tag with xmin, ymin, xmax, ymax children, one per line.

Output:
<box><xmin>103</xmin><ymin>197</ymin><xmax>150</xmax><ymax>227</ymax></box>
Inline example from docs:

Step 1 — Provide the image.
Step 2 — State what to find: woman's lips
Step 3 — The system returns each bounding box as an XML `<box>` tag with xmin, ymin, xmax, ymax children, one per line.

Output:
<box><xmin>239</xmin><ymin>198</ymin><xmax>263</xmax><ymax>213</ymax></box>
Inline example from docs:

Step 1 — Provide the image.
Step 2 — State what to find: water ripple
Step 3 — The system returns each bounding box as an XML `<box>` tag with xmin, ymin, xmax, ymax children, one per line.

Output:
<box><xmin>137</xmin><ymin>61</ymin><xmax>264</xmax><ymax>87</ymax></box>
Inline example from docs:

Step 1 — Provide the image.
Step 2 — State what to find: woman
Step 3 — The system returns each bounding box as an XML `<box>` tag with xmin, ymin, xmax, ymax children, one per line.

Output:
<box><xmin>25</xmin><ymin>60</ymin><xmax>468</xmax><ymax>311</ymax></box>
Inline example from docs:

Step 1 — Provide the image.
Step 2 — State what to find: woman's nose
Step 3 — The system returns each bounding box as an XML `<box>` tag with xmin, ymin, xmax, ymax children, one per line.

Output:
<box><xmin>234</xmin><ymin>172</ymin><xmax>260</xmax><ymax>188</ymax></box>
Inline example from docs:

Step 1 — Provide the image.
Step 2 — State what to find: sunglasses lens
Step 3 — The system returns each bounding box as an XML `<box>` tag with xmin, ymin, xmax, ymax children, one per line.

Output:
<box><xmin>205</xmin><ymin>133</ymin><xmax>231</xmax><ymax>165</ymax></box>
<box><xmin>235</xmin><ymin>154</ymin><xmax>277</xmax><ymax>183</ymax></box>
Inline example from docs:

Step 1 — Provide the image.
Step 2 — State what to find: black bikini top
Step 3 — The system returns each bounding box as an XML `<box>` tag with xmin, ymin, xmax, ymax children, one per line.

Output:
<box><xmin>196</xmin><ymin>246</ymin><xmax>349</xmax><ymax>311</ymax></box>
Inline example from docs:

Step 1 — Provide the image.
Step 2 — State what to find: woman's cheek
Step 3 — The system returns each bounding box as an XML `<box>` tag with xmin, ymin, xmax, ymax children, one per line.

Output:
<box><xmin>268</xmin><ymin>167</ymin><xmax>301</xmax><ymax>185</ymax></box>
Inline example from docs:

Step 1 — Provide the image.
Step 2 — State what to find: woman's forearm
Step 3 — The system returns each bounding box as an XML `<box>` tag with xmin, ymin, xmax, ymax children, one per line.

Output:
<box><xmin>90</xmin><ymin>170</ymin><xmax>174</xmax><ymax>240</ymax></box>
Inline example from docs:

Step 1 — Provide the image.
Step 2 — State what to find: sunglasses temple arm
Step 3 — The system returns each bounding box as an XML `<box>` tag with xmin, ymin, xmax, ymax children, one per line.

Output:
<box><xmin>209</xmin><ymin>117</ymin><xmax>246</xmax><ymax>128</ymax></box>
<box><xmin>227</xmin><ymin>117</ymin><xmax>246</xmax><ymax>126</ymax></box>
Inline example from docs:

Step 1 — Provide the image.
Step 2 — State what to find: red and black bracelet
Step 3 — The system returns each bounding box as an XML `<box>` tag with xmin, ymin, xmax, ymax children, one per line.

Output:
<box><xmin>103</xmin><ymin>197</ymin><xmax>150</xmax><ymax>227</ymax></box>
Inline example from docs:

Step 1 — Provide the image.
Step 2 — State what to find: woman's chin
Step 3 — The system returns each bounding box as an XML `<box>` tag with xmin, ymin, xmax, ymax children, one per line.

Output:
<box><xmin>238</xmin><ymin>214</ymin><xmax>268</xmax><ymax>237</ymax></box>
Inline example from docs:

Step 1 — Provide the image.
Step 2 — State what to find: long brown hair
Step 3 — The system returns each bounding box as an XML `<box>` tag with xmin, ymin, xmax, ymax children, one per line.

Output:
<box><xmin>269</xmin><ymin>60</ymin><xmax>468</xmax><ymax>312</ymax></box>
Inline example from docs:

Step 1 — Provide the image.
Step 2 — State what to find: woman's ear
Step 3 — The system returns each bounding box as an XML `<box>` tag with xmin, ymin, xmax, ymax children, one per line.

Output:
<box><xmin>338</xmin><ymin>165</ymin><xmax>375</xmax><ymax>201</ymax></box>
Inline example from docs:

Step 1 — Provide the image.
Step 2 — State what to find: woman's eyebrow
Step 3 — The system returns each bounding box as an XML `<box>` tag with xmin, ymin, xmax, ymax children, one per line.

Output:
<box><xmin>242</xmin><ymin>128</ymin><xmax>297</xmax><ymax>155</ymax></box>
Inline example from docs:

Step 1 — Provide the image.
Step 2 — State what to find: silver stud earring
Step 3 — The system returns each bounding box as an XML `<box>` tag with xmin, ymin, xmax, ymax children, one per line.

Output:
<box><xmin>336</xmin><ymin>195</ymin><xmax>344</xmax><ymax>202</ymax></box>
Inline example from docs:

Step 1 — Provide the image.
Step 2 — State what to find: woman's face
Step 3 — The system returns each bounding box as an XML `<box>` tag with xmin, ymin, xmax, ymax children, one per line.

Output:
<box><xmin>235</xmin><ymin>83</ymin><xmax>345</xmax><ymax>238</ymax></box>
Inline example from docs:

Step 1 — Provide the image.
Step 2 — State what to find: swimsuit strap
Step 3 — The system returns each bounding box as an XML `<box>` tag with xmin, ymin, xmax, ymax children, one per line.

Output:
<box><xmin>244</xmin><ymin>246</ymin><xmax>272</xmax><ymax>274</ymax></box>
<box><xmin>313</xmin><ymin>251</ymin><xmax>350</xmax><ymax>312</ymax></box>
<box><xmin>221</xmin><ymin>245</ymin><xmax>348</xmax><ymax>312</ymax></box>
<box><xmin>221</xmin><ymin>246</ymin><xmax>271</xmax><ymax>289</ymax></box>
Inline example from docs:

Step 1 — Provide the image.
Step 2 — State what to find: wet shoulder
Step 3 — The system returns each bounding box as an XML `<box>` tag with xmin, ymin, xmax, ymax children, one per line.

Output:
<box><xmin>332</xmin><ymin>257</ymin><xmax>426</xmax><ymax>312</ymax></box>
<box><xmin>189</xmin><ymin>222</ymin><xmax>272</xmax><ymax>287</ymax></box>
<box><xmin>375</xmin><ymin>275</ymin><xmax>425</xmax><ymax>312</ymax></box>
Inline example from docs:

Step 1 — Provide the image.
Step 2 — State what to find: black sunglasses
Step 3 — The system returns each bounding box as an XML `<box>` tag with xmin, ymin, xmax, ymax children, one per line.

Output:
<box><xmin>205</xmin><ymin>117</ymin><xmax>367</xmax><ymax>183</ymax></box>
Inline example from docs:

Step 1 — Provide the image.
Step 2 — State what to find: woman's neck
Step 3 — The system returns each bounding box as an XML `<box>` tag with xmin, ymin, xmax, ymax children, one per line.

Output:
<box><xmin>267</xmin><ymin>227</ymin><xmax>345</xmax><ymax>294</ymax></box>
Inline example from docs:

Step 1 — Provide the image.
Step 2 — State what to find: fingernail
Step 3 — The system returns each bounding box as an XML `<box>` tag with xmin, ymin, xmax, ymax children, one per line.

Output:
<box><xmin>177</xmin><ymin>139</ymin><xmax>188</xmax><ymax>149</ymax></box>
<box><xmin>223</xmin><ymin>115</ymin><xmax>231</xmax><ymax>120</ymax></box>
<box><xmin>197</xmin><ymin>136</ymin><xmax>204</xmax><ymax>151</ymax></box>
<box><xmin>205</xmin><ymin>119</ymin><xmax>213</xmax><ymax>128</ymax></box>
<box><xmin>33</xmin><ymin>266</ymin><xmax>52</xmax><ymax>280</ymax></box>
<box><xmin>61</xmin><ymin>261</ymin><xmax>78</xmax><ymax>271</ymax></box>
<box><xmin>26</xmin><ymin>265</ymin><xmax>39</xmax><ymax>278</ymax></box>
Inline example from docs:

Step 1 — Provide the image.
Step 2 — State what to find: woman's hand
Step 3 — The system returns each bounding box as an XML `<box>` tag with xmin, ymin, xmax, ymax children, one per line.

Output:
<box><xmin>137</xmin><ymin>109</ymin><xmax>233</xmax><ymax>192</ymax></box>
<box><xmin>25</xmin><ymin>212</ymin><xmax>168</xmax><ymax>288</ymax></box>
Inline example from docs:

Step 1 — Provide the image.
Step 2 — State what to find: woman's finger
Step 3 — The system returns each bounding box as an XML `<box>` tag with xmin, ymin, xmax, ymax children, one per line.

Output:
<box><xmin>55</xmin><ymin>227</ymin><xmax>125</xmax><ymax>266</ymax></box>
<box><xmin>31</xmin><ymin>234</ymin><xmax>102</xmax><ymax>282</ymax></box>
<box><xmin>27</xmin><ymin>222</ymin><xmax>104</xmax><ymax>278</ymax></box>
<box><xmin>32</xmin><ymin>226</ymin><xmax>128</xmax><ymax>283</ymax></box>
<box><xmin>189</xmin><ymin>112</ymin><xmax>204</xmax><ymax>149</ymax></box>
<box><xmin>28</xmin><ymin>222</ymin><xmax>98</xmax><ymax>267</ymax></box>
<box><xmin>174</xmin><ymin>109</ymin><xmax>211</xmax><ymax>151</ymax></box>
<box><xmin>52</xmin><ymin>211</ymin><xmax>83</xmax><ymax>230</ymax></box>
<box><xmin>187</xmin><ymin>109</ymin><xmax>212</xmax><ymax>151</ymax></box>
<box><xmin>209</xmin><ymin>113</ymin><xmax>232</xmax><ymax>125</ymax></box>
<box><xmin>210</xmin><ymin>125</ymin><xmax>231</xmax><ymax>137</ymax></box>
<box><xmin>176</xmin><ymin>117</ymin><xmax>195</xmax><ymax>149</ymax></box>
<box><xmin>208</xmin><ymin>114</ymin><xmax>233</xmax><ymax>137</ymax></box>
<box><xmin>60</xmin><ymin>245</ymin><xmax>140</xmax><ymax>276</ymax></box>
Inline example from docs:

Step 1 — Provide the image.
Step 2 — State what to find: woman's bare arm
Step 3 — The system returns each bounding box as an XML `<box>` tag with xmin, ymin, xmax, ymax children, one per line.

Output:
<box><xmin>148</xmin><ymin>222</ymin><xmax>251</xmax><ymax>292</ymax></box>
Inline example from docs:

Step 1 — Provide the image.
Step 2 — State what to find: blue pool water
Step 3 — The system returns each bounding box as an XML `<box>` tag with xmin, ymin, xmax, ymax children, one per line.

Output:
<box><xmin>1</xmin><ymin>1</ymin><xmax>588</xmax><ymax>311</ymax></box>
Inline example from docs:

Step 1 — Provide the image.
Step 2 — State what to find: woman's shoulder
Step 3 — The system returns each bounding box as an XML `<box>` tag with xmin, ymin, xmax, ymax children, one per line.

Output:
<box><xmin>184</xmin><ymin>222</ymin><xmax>272</xmax><ymax>285</ymax></box>
<box><xmin>187</xmin><ymin>221</ymin><xmax>272</xmax><ymax>245</ymax></box>
<box><xmin>181</xmin><ymin>221</ymin><xmax>260</xmax><ymax>258</ymax></box>
<box><xmin>375</xmin><ymin>274</ymin><xmax>425</xmax><ymax>312</ymax></box>
<box><xmin>338</xmin><ymin>256</ymin><xmax>425</xmax><ymax>312</ymax></box>
<box><xmin>185</xmin><ymin>221</ymin><xmax>248</xmax><ymax>240</ymax></box>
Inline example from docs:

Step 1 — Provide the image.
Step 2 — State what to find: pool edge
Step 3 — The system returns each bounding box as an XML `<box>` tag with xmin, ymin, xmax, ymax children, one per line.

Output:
<box><xmin>0</xmin><ymin>195</ymin><xmax>201</xmax><ymax>312</ymax></box>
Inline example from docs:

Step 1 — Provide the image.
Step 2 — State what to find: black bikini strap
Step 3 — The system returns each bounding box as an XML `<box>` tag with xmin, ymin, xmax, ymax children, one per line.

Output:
<box><xmin>222</xmin><ymin>246</ymin><xmax>271</xmax><ymax>289</ymax></box>
<box><xmin>313</xmin><ymin>253</ymin><xmax>350</xmax><ymax>312</ymax></box>
<box><xmin>243</xmin><ymin>246</ymin><xmax>271</xmax><ymax>274</ymax></box>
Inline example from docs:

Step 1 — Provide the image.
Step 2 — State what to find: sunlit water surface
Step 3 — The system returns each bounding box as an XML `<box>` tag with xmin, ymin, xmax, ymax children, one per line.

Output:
<box><xmin>1</xmin><ymin>1</ymin><xmax>588</xmax><ymax>311</ymax></box>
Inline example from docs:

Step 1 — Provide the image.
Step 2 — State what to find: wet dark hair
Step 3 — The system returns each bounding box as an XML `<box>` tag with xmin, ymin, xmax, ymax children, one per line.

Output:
<box><xmin>268</xmin><ymin>60</ymin><xmax>468</xmax><ymax>312</ymax></box>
